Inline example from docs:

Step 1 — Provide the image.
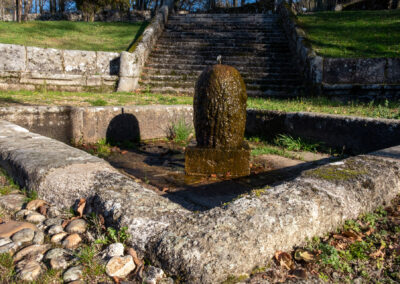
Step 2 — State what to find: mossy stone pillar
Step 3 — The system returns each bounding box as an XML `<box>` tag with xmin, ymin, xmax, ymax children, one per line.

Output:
<box><xmin>185</xmin><ymin>64</ymin><xmax>250</xmax><ymax>177</ymax></box>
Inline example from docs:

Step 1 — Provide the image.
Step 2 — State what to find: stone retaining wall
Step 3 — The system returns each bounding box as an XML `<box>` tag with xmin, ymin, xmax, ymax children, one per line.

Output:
<box><xmin>278</xmin><ymin>2</ymin><xmax>400</xmax><ymax>98</ymax></box>
<box><xmin>0</xmin><ymin>43</ymin><xmax>120</xmax><ymax>92</ymax></box>
<box><xmin>117</xmin><ymin>0</ymin><xmax>174</xmax><ymax>92</ymax></box>
<box><xmin>0</xmin><ymin>105</ymin><xmax>193</xmax><ymax>144</ymax></box>
<box><xmin>2</xmin><ymin>105</ymin><xmax>400</xmax><ymax>154</ymax></box>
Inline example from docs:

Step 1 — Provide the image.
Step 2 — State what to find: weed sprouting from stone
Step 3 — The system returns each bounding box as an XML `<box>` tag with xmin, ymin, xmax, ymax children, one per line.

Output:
<box><xmin>274</xmin><ymin>134</ymin><xmax>321</xmax><ymax>153</ymax></box>
<box><xmin>168</xmin><ymin>119</ymin><xmax>193</xmax><ymax>145</ymax></box>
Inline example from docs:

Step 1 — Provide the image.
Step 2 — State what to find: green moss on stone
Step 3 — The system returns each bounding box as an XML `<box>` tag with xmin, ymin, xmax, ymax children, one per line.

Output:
<box><xmin>306</xmin><ymin>165</ymin><xmax>367</xmax><ymax>181</ymax></box>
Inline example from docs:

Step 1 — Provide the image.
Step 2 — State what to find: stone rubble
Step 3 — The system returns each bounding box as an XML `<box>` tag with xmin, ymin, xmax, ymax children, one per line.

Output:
<box><xmin>105</xmin><ymin>255</ymin><xmax>136</xmax><ymax>278</ymax></box>
<box><xmin>0</xmin><ymin>193</ymin><xmax>168</xmax><ymax>283</ymax></box>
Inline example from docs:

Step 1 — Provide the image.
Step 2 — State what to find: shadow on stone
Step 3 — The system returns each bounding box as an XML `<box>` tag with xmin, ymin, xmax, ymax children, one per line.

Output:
<box><xmin>106</xmin><ymin>113</ymin><xmax>140</xmax><ymax>145</ymax></box>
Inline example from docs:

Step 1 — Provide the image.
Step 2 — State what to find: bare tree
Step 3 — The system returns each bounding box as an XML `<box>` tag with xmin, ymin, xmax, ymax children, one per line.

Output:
<box><xmin>16</xmin><ymin>0</ymin><xmax>22</xmax><ymax>22</ymax></box>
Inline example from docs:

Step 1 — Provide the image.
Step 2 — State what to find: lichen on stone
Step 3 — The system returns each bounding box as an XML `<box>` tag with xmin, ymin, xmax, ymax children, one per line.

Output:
<box><xmin>305</xmin><ymin>164</ymin><xmax>367</xmax><ymax>181</ymax></box>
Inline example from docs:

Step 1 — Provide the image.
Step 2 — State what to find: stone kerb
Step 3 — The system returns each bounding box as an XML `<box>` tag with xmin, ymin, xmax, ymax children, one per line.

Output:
<box><xmin>117</xmin><ymin>0</ymin><xmax>174</xmax><ymax>92</ymax></box>
<box><xmin>1</xmin><ymin>119</ymin><xmax>400</xmax><ymax>282</ymax></box>
<box><xmin>0</xmin><ymin>43</ymin><xmax>120</xmax><ymax>91</ymax></box>
<box><xmin>277</xmin><ymin>3</ymin><xmax>400</xmax><ymax>96</ymax></box>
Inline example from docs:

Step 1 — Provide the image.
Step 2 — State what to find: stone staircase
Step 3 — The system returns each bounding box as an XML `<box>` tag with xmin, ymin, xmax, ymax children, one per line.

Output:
<box><xmin>139</xmin><ymin>13</ymin><xmax>304</xmax><ymax>97</ymax></box>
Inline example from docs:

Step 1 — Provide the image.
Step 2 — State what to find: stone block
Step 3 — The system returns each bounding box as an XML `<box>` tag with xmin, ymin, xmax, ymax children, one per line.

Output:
<box><xmin>354</xmin><ymin>58</ymin><xmax>386</xmax><ymax>84</ymax></box>
<box><xmin>387</xmin><ymin>58</ymin><xmax>400</xmax><ymax>84</ymax></box>
<box><xmin>87</xmin><ymin>75</ymin><xmax>102</xmax><ymax>86</ymax></box>
<box><xmin>323</xmin><ymin>58</ymin><xmax>357</xmax><ymax>84</ymax></box>
<box><xmin>96</xmin><ymin>52</ymin><xmax>120</xmax><ymax>76</ymax></box>
<box><xmin>323</xmin><ymin>58</ymin><xmax>387</xmax><ymax>84</ymax></box>
<box><xmin>119</xmin><ymin>51</ymin><xmax>137</xmax><ymax>78</ymax></box>
<box><xmin>26</xmin><ymin>47</ymin><xmax>63</xmax><ymax>73</ymax></box>
<box><xmin>0</xmin><ymin>43</ymin><xmax>26</xmax><ymax>72</ymax></box>
<box><xmin>64</xmin><ymin>50</ymin><xmax>96</xmax><ymax>75</ymax></box>
<box><xmin>185</xmin><ymin>144</ymin><xmax>250</xmax><ymax>177</ymax></box>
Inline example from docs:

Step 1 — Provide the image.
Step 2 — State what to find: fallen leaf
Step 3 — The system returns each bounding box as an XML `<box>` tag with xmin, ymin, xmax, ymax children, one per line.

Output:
<box><xmin>294</xmin><ymin>249</ymin><xmax>315</xmax><ymax>262</ymax></box>
<box><xmin>162</xmin><ymin>187</ymin><xmax>169</xmax><ymax>192</ymax></box>
<box><xmin>62</xmin><ymin>216</ymin><xmax>80</xmax><ymax>228</ymax></box>
<box><xmin>274</xmin><ymin>251</ymin><xmax>294</xmax><ymax>270</ymax></box>
<box><xmin>210</xmin><ymin>174</ymin><xmax>217</xmax><ymax>178</ymax></box>
<box><xmin>330</xmin><ymin>240</ymin><xmax>348</xmax><ymax>250</ymax></box>
<box><xmin>26</xmin><ymin>199</ymin><xmax>47</xmax><ymax>211</ymax></box>
<box><xmin>76</xmin><ymin>198</ymin><xmax>86</xmax><ymax>217</ymax></box>
<box><xmin>128</xmin><ymin>247</ymin><xmax>143</xmax><ymax>267</ymax></box>
<box><xmin>370</xmin><ymin>250</ymin><xmax>385</xmax><ymax>259</ymax></box>
<box><xmin>121</xmin><ymin>150</ymin><xmax>128</xmax><ymax>155</ymax></box>
<box><xmin>99</xmin><ymin>214</ymin><xmax>105</xmax><ymax>229</ymax></box>
<box><xmin>112</xmin><ymin>276</ymin><xmax>120</xmax><ymax>283</ymax></box>
<box><xmin>288</xmin><ymin>269</ymin><xmax>307</xmax><ymax>279</ymax></box>
<box><xmin>39</xmin><ymin>205</ymin><xmax>47</xmax><ymax>217</ymax></box>
<box><xmin>365</xmin><ymin>227</ymin><xmax>375</xmax><ymax>236</ymax></box>
<box><xmin>342</xmin><ymin>230</ymin><xmax>363</xmax><ymax>242</ymax></box>
<box><xmin>0</xmin><ymin>217</ymin><xmax>3</xmax><ymax>224</ymax></box>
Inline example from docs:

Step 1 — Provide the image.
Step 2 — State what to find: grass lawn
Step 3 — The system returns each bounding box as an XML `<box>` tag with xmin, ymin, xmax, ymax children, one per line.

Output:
<box><xmin>0</xmin><ymin>21</ymin><xmax>147</xmax><ymax>52</ymax></box>
<box><xmin>1</xmin><ymin>90</ymin><xmax>400</xmax><ymax>119</ymax></box>
<box><xmin>297</xmin><ymin>10</ymin><xmax>400</xmax><ymax>58</ymax></box>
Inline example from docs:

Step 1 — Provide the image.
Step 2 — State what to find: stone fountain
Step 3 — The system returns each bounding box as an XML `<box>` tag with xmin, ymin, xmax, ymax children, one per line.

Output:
<box><xmin>185</xmin><ymin>63</ymin><xmax>250</xmax><ymax>177</ymax></box>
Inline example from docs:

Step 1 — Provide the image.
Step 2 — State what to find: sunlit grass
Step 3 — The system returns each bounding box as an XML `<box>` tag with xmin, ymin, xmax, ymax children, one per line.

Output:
<box><xmin>298</xmin><ymin>10</ymin><xmax>400</xmax><ymax>58</ymax></box>
<box><xmin>0</xmin><ymin>21</ymin><xmax>148</xmax><ymax>52</ymax></box>
<box><xmin>1</xmin><ymin>90</ymin><xmax>400</xmax><ymax>120</ymax></box>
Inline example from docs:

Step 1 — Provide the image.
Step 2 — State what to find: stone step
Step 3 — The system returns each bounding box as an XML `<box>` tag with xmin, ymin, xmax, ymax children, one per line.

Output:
<box><xmin>148</xmin><ymin>54</ymin><xmax>292</xmax><ymax>62</ymax></box>
<box><xmin>160</xmin><ymin>32</ymin><xmax>285</xmax><ymax>40</ymax></box>
<box><xmin>140</xmin><ymin>80</ymin><xmax>302</xmax><ymax>90</ymax></box>
<box><xmin>142</xmin><ymin>67</ymin><xmax>300</xmax><ymax>77</ymax></box>
<box><xmin>154</xmin><ymin>42</ymin><xmax>289</xmax><ymax>49</ymax></box>
<box><xmin>168</xmin><ymin>14</ymin><xmax>279</xmax><ymax>20</ymax></box>
<box><xmin>164</xmin><ymin>27</ymin><xmax>284</xmax><ymax>33</ymax></box>
<box><xmin>151</xmin><ymin>49</ymin><xmax>292</xmax><ymax>57</ymax></box>
<box><xmin>153</xmin><ymin>46</ymin><xmax>291</xmax><ymax>55</ymax></box>
<box><xmin>146</xmin><ymin>58</ymin><xmax>297</xmax><ymax>67</ymax></box>
<box><xmin>157</xmin><ymin>38</ymin><xmax>288</xmax><ymax>45</ymax></box>
<box><xmin>145</xmin><ymin>64</ymin><xmax>297</xmax><ymax>73</ymax></box>
<box><xmin>140</xmin><ymin>73</ymin><xmax>301</xmax><ymax>82</ymax></box>
<box><xmin>143</xmin><ymin>86</ymin><xmax>301</xmax><ymax>97</ymax></box>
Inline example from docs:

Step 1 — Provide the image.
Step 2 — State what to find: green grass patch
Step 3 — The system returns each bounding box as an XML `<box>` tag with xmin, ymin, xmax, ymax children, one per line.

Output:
<box><xmin>0</xmin><ymin>89</ymin><xmax>193</xmax><ymax>107</ymax></box>
<box><xmin>248</xmin><ymin>97</ymin><xmax>400</xmax><ymax>120</ymax></box>
<box><xmin>297</xmin><ymin>10</ymin><xmax>400</xmax><ymax>58</ymax></box>
<box><xmin>0</xmin><ymin>21</ymin><xmax>146</xmax><ymax>52</ymax></box>
<box><xmin>3</xmin><ymin>90</ymin><xmax>400</xmax><ymax>120</ymax></box>
<box><xmin>274</xmin><ymin>134</ymin><xmax>321</xmax><ymax>153</ymax></box>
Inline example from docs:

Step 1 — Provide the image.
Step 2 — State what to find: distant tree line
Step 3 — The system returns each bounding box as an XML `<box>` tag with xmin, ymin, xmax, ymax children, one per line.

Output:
<box><xmin>1</xmin><ymin>0</ymin><xmax>171</xmax><ymax>22</ymax></box>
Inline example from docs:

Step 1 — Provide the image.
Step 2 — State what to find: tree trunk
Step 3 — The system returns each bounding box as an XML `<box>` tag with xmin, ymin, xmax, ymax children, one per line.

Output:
<box><xmin>23</xmin><ymin>0</ymin><xmax>32</xmax><ymax>21</ymax></box>
<box><xmin>59</xmin><ymin>0</ymin><xmax>65</xmax><ymax>12</ymax></box>
<box><xmin>240</xmin><ymin>0</ymin><xmax>245</xmax><ymax>7</ymax></box>
<box><xmin>16</xmin><ymin>0</ymin><xmax>22</xmax><ymax>22</ymax></box>
<box><xmin>0</xmin><ymin>0</ymin><xmax>3</xmax><ymax>21</ymax></box>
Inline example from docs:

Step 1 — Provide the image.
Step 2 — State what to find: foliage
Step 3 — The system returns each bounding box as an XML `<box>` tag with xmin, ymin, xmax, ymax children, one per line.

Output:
<box><xmin>22</xmin><ymin>189</ymin><xmax>38</xmax><ymax>202</ymax></box>
<box><xmin>86</xmin><ymin>99</ymin><xmax>108</xmax><ymax>106</ymax></box>
<box><xmin>168</xmin><ymin>119</ymin><xmax>194</xmax><ymax>144</ymax></box>
<box><xmin>95</xmin><ymin>226</ymin><xmax>130</xmax><ymax>245</ymax></box>
<box><xmin>75</xmin><ymin>0</ymin><xmax>130</xmax><ymax>21</ymax></box>
<box><xmin>0</xmin><ymin>21</ymin><xmax>145</xmax><ymax>52</ymax></box>
<box><xmin>297</xmin><ymin>9</ymin><xmax>400</xmax><ymax>58</ymax></box>
<box><xmin>274</xmin><ymin>134</ymin><xmax>321</xmax><ymax>152</ymax></box>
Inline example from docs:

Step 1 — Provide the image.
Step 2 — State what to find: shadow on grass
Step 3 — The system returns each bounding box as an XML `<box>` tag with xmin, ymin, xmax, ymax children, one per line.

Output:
<box><xmin>126</xmin><ymin>21</ymin><xmax>149</xmax><ymax>52</ymax></box>
<box><xmin>0</xmin><ymin>97</ymin><xmax>28</xmax><ymax>106</ymax></box>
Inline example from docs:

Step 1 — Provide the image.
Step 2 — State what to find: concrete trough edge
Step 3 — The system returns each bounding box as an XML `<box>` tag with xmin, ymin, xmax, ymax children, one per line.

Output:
<box><xmin>0</xmin><ymin>120</ymin><xmax>399</xmax><ymax>282</ymax></box>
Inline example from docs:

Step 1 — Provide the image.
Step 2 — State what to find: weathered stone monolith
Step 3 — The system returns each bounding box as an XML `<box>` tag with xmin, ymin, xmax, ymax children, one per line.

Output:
<box><xmin>185</xmin><ymin>64</ymin><xmax>250</xmax><ymax>177</ymax></box>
